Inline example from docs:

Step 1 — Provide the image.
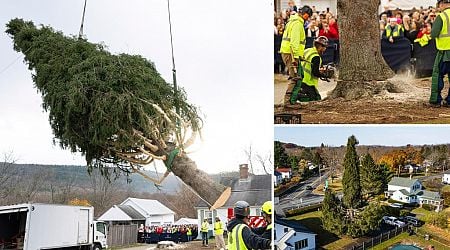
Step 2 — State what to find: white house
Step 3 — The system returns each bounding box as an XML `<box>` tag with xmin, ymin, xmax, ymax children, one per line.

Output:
<box><xmin>274</xmin><ymin>170</ymin><xmax>283</xmax><ymax>187</ymax></box>
<box><xmin>277</xmin><ymin>168</ymin><xmax>292</xmax><ymax>180</ymax></box>
<box><xmin>385</xmin><ymin>177</ymin><xmax>443</xmax><ymax>211</ymax></box>
<box><xmin>443</xmin><ymin>170</ymin><xmax>450</xmax><ymax>184</ymax></box>
<box><xmin>195</xmin><ymin>164</ymin><xmax>271</xmax><ymax>238</ymax></box>
<box><xmin>97</xmin><ymin>204</ymin><xmax>146</xmax><ymax>225</ymax></box>
<box><xmin>99</xmin><ymin>198</ymin><xmax>175</xmax><ymax>226</ymax></box>
<box><xmin>275</xmin><ymin>216</ymin><xmax>316</xmax><ymax>250</ymax></box>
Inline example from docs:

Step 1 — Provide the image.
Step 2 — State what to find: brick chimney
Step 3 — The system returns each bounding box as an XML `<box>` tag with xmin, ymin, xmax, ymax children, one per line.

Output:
<box><xmin>239</xmin><ymin>164</ymin><xmax>249</xmax><ymax>179</ymax></box>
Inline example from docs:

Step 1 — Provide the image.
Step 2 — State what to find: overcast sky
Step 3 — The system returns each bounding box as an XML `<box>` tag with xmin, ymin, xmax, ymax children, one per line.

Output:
<box><xmin>275</xmin><ymin>126</ymin><xmax>450</xmax><ymax>147</ymax></box>
<box><xmin>0</xmin><ymin>0</ymin><xmax>273</xmax><ymax>174</ymax></box>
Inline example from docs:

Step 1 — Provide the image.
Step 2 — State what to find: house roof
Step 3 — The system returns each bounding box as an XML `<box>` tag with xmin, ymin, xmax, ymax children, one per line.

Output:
<box><xmin>121</xmin><ymin>198</ymin><xmax>175</xmax><ymax>215</ymax></box>
<box><xmin>414</xmin><ymin>190</ymin><xmax>442</xmax><ymax>201</ymax></box>
<box><xmin>196</xmin><ymin>174</ymin><xmax>271</xmax><ymax>208</ymax></box>
<box><xmin>98</xmin><ymin>205</ymin><xmax>145</xmax><ymax>222</ymax></box>
<box><xmin>388</xmin><ymin>177</ymin><xmax>420</xmax><ymax>188</ymax></box>
<box><xmin>277</xmin><ymin>168</ymin><xmax>292</xmax><ymax>173</ymax></box>
<box><xmin>275</xmin><ymin>216</ymin><xmax>315</xmax><ymax>235</ymax></box>
<box><xmin>274</xmin><ymin>171</ymin><xmax>282</xmax><ymax>176</ymax></box>
<box><xmin>117</xmin><ymin>205</ymin><xmax>146</xmax><ymax>220</ymax></box>
<box><xmin>398</xmin><ymin>189</ymin><xmax>411</xmax><ymax>196</ymax></box>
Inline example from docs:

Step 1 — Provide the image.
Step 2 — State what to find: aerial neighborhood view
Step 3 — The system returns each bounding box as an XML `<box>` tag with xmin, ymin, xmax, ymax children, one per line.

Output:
<box><xmin>274</xmin><ymin>127</ymin><xmax>450</xmax><ymax>250</ymax></box>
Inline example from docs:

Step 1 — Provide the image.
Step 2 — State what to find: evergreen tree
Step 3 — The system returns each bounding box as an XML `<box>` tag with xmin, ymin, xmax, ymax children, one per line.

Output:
<box><xmin>288</xmin><ymin>155</ymin><xmax>299</xmax><ymax>171</ymax></box>
<box><xmin>274</xmin><ymin>141</ymin><xmax>289</xmax><ymax>168</ymax></box>
<box><xmin>322</xmin><ymin>189</ymin><xmax>345</xmax><ymax>235</ymax></box>
<box><xmin>342</xmin><ymin>135</ymin><xmax>362</xmax><ymax>209</ymax></box>
<box><xmin>361</xmin><ymin>153</ymin><xmax>383</xmax><ymax>198</ymax></box>
<box><xmin>5</xmin><ymin>18</ymin><xmax>226</xmax><ymax>205</ymax></box>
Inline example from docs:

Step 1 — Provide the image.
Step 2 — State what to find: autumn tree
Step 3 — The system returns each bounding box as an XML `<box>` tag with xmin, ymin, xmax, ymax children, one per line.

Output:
<box><xmin>342</xmin><ymin>135</ymin><xmax>362</xmax><ymax>209</ymax></box>
<box><xmin>6</xmin><ymin>18</ymin><xmax>225</xmax><ymax>205</ymax></box>
<box><xmin>330</xmin><ymin>0</ymin><xmax>395</xmax><ymax>99</ymax></box>
<box><xmin>378</xmin><ymin>149</ymin><xmax>407</xmax><ymax>175</ymax></box>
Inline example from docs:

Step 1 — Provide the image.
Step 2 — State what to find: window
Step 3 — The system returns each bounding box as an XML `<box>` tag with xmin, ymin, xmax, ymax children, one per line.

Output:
<box><xmin>295</xmin><ymin>239</ymin><xmax>308</xmax><ymax>249</ymax></box>
<box><xmin>284</xmin><ymin>227</ymin><xmax>289</xmax><ymax>233</ymax></box>
<box><xmin>254</xmin><ymin>208</ymin><xmax>262</xmax><ymax>216</ymax></box>
<box><xmin>201</xmin><ymin>210</ymin><xmax>213</xmax><ymax>224</ymax></box>
<box><xmin>96</xmin><ymin>223</ymin><xmax>106</xmax><ymax>234</ymax></box>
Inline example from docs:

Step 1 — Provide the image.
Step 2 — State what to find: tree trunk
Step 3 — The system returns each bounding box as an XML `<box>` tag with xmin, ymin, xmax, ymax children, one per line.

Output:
<box><xmin>331</xmin><ymin>0</ymin><xmax>395</xmax><ymax>99</ymax></box>
<box><xmin>162</xmin><ymin>144</ymin><xmax>227</xmax><ymax>206</ymax></box>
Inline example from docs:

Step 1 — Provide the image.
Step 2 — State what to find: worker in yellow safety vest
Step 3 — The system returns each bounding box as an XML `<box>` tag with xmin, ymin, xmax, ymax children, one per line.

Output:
<box><xmin>214</xmin><ymin>216</ymin><xmax>226</xmax><ymax>250</ymax></box>
<box><xmin>201</xmin><ymin>219</ymin><xmax>209</xmax><ymax>247</ymax></box>
<box><xmin>186</xmin><ymin>227</ymin><xmax>192</xmax><ymax>242</ymax></box>
<box><xmin>382</xmin><ymin>18</ymin><xmax>405</xmax><ymax>43</ymax></box>
<box><xmin>226</xmin><ymin>201</ymin><xmax>271</xmax><ymax>250</ymax></box>
<box><xmin>429</xmin><ymin>0</ymin><xmax>450</xmax><ymax>107</ymax></box>
<box><xmin>296</xmin><ymin>36</ymin><xmax>330</xmax><ymax>102</ymax></box>
<box><xmin>279</xmin><ymin>5</ymin><xmax>313</xmax><ymax>105</ymax></box>
<box><xmin>251</xmin><ymin>201</ymin><xmax>272</xmax><ymax>240</ymax></box>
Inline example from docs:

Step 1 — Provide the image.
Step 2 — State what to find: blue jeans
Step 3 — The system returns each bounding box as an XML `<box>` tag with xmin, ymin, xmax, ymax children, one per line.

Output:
<box><xmin>202</xmin><ymin>232</ymin><xmax>208</xmax><ymax>245</ymax></box>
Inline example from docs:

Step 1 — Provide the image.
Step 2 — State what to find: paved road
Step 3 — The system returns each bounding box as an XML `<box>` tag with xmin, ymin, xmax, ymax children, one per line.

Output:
<box><xmin>277</xmin><ymin>171</ymin><xmax>330</xmax><ymax>212</ymax></box>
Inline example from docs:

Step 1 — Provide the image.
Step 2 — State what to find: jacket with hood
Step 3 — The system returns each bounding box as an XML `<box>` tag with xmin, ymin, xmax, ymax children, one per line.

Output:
<box><xmin>227</xmin><ymin>218</ymin><xmax>271</xmax><ymax>249</ymax></box>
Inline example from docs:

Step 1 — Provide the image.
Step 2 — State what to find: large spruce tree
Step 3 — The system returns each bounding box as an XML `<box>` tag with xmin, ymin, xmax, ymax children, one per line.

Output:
<box><xmin>5</xmin><ymin>18</ymin><xmax>226</xmax><ymax>205</ymax></box>
<box><xmin>361</xmin><ymin>153</ymin><xmax>383</xmax><ymax>198</ymax></box>
<box><xmin>342</xmin><ymin>135</ymin><xmax>362</xmax><ymax>209</ymax></box>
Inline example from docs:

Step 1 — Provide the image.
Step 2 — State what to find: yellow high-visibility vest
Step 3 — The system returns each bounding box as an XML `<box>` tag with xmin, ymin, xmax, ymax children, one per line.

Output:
<box><xmin>437</xmin><ymin>8</ymin><xmax>450</xmax><ymax>50</ymax></box>
<box><xmin>301</xmin><ymin>47</ymin><xmax>322</xmax><ymax>88</ymax></box>
<box><xmin>227</xmin><ymin>224</ymin><xmax>248</xmax><ymax>250</ymax></box>
<box><xmin>214</xmin><ymin>221</ymin><xmax>224</xmax><ymax>235</ymax></box>
<box><xmin>279</xmin><ymin>14</ymin><xmax>306</xmax><ymax>59</ymax></box>
<box><xmin>201</xmin><ymin>222</ymin><xmax>209</xmax><ymax>233</ymax></box>
<box><xmin>385</xmin><ymin>24</ymin><xmax>404</xmax><ymax>37</ymax></box>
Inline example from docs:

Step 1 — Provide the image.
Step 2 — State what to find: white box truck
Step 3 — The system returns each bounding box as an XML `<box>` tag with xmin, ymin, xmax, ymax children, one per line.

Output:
<box><xmin>0</xmin><ymin>203</ymin><xmax>108</xmax><ymax>250</ymax></box>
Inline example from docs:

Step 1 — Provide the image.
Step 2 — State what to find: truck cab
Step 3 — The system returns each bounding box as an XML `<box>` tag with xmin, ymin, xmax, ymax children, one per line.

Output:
<box><xmin>93</xmin><ymin>221</ymin><xmax>108</xmax><ymax>250</ymax></box>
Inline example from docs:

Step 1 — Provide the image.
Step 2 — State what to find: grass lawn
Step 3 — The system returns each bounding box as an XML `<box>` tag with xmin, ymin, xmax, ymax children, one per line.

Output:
<box><xmin>411</xmin><ymin>207</ymin><xmax>434</xmax><ymax>219</ymax></box>
<box><xmin>289</xmin><ymin>211</ymin><xmax>357</xmax><ymax>249</ymax></box>
<box><xmin>369</xmin><ymin>232</ymin><xmax>450</xmax><ymax>250</ymax></box>
<box><xmin>314</xmin><ymin>178</ymin><xmax>342</xmax><ymax>195</ymax></box>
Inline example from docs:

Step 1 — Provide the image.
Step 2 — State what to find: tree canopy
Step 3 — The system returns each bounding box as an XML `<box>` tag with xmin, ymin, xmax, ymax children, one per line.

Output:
<box><xmin>6</xmin><ymin>18</ymin><xmax>201</xmax><ymax>173</ymax></box>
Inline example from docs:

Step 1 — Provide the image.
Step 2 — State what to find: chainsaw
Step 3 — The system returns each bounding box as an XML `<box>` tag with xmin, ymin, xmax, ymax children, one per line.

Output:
<box><xmin>320</xmin><ymin>63</ymin><xmax>336</xmax><ymax>82</ymax></box>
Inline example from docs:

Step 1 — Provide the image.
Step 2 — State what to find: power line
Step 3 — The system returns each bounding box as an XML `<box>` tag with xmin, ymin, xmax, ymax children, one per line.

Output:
<box><xmin>0</xmin><ymin>54</ymin><xmax>22</xmax><ymax>77</ymax></box>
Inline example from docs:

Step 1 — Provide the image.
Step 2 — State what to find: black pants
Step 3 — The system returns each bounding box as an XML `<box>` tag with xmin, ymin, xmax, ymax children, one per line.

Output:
<box><xmin>202</xmin><ymin>232</ymin><xmax>208</xmax><ymax>245</ymax></box>
<box><xmin>297</xmin><ymin>83</ymin><xmax>321</xmax><ymax>102</ymax></box>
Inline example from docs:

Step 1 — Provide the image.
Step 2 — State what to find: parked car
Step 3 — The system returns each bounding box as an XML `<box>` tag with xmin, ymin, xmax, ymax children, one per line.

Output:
<box><xmin>389</xmin><ymin>203</ymin><xmax>404</xmax><ymax>208</ymax></box>
<box><xmin>305</xmin><ymin>185</ymin><xmax>313</xmax><ymax>190</ymax></box>
<box><xmin>382</xmin><ymin>216</ymin><xmax>406</xmax><ymax>228</ymax></box>
<box><xmin>404</xmin><ymin>216</ymin><xmax>422</xmax><ymax>227</ymax></box>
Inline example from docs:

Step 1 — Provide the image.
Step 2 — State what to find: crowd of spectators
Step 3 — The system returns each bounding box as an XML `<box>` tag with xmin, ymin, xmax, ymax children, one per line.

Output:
<box><xmin>275</xmin><ymin>1</ymin><xmax>443</xmax><ymax>74</ymax></box>
<box><xmin>274</xmin><ymin>1</ymin><xmax>339</xmax><ymax>73</ymax></box>
<box><xmin>137</xmin><ymin>224</ymin><xmax>198</xmax><ymax>244</ymax></box>
<box><xmin>379</xmin><ymin>6</ymin><xmax>438</xmax><ymax>44</ymax></box>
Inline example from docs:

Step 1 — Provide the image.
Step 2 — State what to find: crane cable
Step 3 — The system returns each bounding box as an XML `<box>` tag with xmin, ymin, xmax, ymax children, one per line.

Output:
<box><xmin>78</xmin><ymin>0</ymin><xmax>88</xmax><ymax>39</ymax></box>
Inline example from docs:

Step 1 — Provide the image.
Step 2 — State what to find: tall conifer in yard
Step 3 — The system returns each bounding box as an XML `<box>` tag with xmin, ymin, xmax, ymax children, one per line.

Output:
<box><xmin>361</xmin><ymin>153</ymin><xmax>382</xmax><ymax>198</ymax></box>
<box><xmin>342</xmin><ymin>135</ymin><xmax>361</xmax><ymax>209</ymax></box>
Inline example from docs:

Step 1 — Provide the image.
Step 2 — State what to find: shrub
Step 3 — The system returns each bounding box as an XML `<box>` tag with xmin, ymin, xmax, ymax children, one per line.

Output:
<box><xmin>423</xmin><ymin>212</ymin><xmax>448</xmax><ymax>229</ymax></box>
<box><xmin>422</xmin><ymin>204</ymin><xmax>435</xmax><ymax>211</ymax></box>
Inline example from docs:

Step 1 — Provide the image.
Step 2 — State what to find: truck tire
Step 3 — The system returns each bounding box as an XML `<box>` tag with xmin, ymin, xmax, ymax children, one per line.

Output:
<box><xmin>92</xmin><ymin>244</ymin><xmax>102</xmax><ymax>250</ymax></box>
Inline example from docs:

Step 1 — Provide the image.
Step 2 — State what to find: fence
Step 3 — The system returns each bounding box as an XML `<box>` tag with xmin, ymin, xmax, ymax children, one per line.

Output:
<box><xmin>347</xmin><ymin>225</ymin><xmax>408</xmax><ymax>250</ymax></box>
<box><xmin>107</xmin><ymin>224</ymin><xmax>138</xmax><ymax>248</ymax></box>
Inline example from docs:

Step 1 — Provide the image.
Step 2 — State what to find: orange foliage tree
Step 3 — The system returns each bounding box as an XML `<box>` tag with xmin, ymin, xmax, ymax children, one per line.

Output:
<box><xmin>68</xmin><ymin>198</ymin><xmax>91</xmax><ymax>207</ymax></box>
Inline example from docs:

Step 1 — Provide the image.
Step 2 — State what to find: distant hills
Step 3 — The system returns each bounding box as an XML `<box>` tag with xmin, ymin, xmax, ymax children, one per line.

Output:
<box><xmin>3</xmin><ymin>163</ymin><xmax>240</xmax><ymax>194</ymax></box>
